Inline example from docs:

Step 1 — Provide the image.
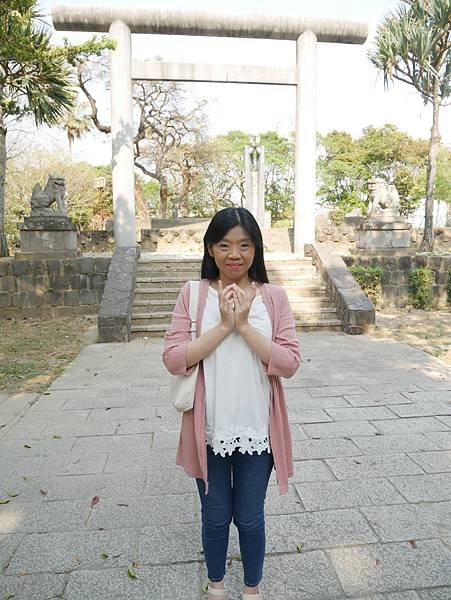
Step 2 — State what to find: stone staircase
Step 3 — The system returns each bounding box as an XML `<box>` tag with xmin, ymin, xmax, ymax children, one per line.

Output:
<box><xmin>130</xmin><ymin>254</ymin><xmax>342</xmax><ymax>338</ymax></box>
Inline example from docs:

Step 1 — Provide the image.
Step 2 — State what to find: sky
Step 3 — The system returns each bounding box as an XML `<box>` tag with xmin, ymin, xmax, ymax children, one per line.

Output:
<box><xmin>39</xmin><ymin>0</ymin><xmax>450</xmax><ymax>165</ymax></box>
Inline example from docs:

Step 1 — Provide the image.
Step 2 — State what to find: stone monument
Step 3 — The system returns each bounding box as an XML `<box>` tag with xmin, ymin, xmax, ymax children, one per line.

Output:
<box><xmin>15</xmin><ymin>175</ymin><xmax>80</xmax><ymax>259</ymax></box>
<box><xmin>355</xmin><ymin>178</ymin><xmax>411</xmax><ymax>249</ymax></box>
<box><xmin>244</xmin><ymin>135</ymin><xmax>268</xmax><ymax>228</ymax></box>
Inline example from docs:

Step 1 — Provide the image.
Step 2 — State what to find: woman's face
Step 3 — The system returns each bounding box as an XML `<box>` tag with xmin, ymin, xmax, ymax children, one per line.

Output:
<box><xmin>207</xmin><ymin>225</ymin><xmax>256</xmax><ymax>280</ymax></box>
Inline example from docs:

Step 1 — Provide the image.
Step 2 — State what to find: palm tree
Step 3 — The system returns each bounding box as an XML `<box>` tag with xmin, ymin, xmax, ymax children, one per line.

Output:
<box><xmin>61</xmin><ymin>102</ymin><xmax>92</xmax><ymax>159</ymax></box>
<box><xmin>368</xmin><ymin>0</ymin><xmax>451</xmax><ymax>252</ymax></box>
<box><xmin>0</xmin><ymin>0</ymin><xmax>75</xmax><ymax>256</ymax></box>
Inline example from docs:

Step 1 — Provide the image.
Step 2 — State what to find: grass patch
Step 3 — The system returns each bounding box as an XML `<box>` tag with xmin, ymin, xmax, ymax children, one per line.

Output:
<box><xmin>0</xmin><ymin>315</ymin><xmax>97</xmax><ymax>393</ymax></box>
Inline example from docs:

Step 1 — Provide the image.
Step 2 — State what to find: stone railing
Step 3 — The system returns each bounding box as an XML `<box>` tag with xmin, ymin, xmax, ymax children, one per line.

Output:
<box><xmin>97</xmin><ymin>246</ymin><xmax>140</xmax><ymax>342</ymax></box>
<box><xmin>0</xmin><ymin>256</ymin><xmax>111</xmax><ymax>318</ymax></box>
<box><xmin>306</xmin><ymin>243</ymin><xmax>375</xmax><ymax>334</ymax></box>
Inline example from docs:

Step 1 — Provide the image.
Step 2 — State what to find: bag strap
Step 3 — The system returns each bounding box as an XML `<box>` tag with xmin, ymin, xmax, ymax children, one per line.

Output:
<box><xmin>188</xmin><ymin>280</ymin><xmax>200</xmax><ymax>340</ymax></box>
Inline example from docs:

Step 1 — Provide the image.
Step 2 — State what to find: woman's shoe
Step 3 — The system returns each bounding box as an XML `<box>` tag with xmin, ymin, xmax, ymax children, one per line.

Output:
<box><xmin>207</xmin><ymin>583</ymin><xmax>226</xmax><ymax>597</ymax></box>
<box><xmin>242</xmin><ymin>593</ymin><xmax>262</xmax><ymax>599</ymax></box>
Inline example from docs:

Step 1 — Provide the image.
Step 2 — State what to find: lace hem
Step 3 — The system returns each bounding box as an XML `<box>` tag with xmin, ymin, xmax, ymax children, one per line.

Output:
<box><xmin>206</xmin><ymin>431</ymin><xmax>271</xmax><ymax>457</ymax></box>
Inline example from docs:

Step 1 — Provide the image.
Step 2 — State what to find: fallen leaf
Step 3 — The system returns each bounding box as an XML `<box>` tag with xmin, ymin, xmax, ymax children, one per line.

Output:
<box><xmin>409</xmin><ymin>539</ymin><xmax>417</xmax><ymax>548</ymax></box>
<box><xmin>23</xmin><ymin>444</ymin><xmax>31</xmax><ymax>449</ymax></box>
<box><xmin>5</xmin><ymin>593</ymin><xmax>15</xmax><ymax>599</ymax></box>
<box><xmin>235</xmin><ymin>554</ymin><xmax>242</xmax><ymax>562</ymax></box>
<box><xmin>375</xmin><ymin>558</ymin><xmax>381</xmax><ymax>566</ymax></box>
<box><xmin>18</xmin><ymin>570</ymin><xmax>27</xmax><ymax>576</ymax></box>
<box><xmin>127</xmin><ymin>565</ymin><xmax>137</xmax><ymax>579</ymax></box>
<box><xmin>91</xmin><ymin>495</ymin><xmax>100</xmax><ymax>507</ymax></box>
<box><xmin>0</xmin><ymin>499</ymin><xmax>10</xmax><ymax>504</ymax></box>
<box><xmin>100</xmin><ymin>552</ymin><xmax>109</xmax><ymax>560</ymax></box>
<box><xmin>117</xmin><ymin>503</ymin><xmax>128</xmax><ymax>507</ymax></box>
<box><xmin>39</xmin><ymin>489</ymin><xmax>48</xmax><ymax>496</ymax></box>
<box><xmin>52</xmin><ymin>435</ymin><xmax>62</xmax><ymax>439</ymax></box>
<box><xmin>5</xmin><ymin>491</ymin><xmax>18</xmax><ymax>498</ymax></box>
<box><xmin>74</xmin><ymin>556</ymin><xmax>81</xmax><ymax>563</ymax></box>
<box><xmin>201</xmin><ymin>582</ymin><xmax>209</xmax><ymax>593</ymax></box>
<box><xmin>296</xmin><ymin>543</ymin><xmax>304</xmax><ymax>553</ymax></box>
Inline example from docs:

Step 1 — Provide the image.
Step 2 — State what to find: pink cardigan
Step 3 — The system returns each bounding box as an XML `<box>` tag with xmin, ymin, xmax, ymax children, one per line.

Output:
<box><xmin>162</xmin><ymin>278</ymin><xmax>301</xmax><ymax>495</ymax></box>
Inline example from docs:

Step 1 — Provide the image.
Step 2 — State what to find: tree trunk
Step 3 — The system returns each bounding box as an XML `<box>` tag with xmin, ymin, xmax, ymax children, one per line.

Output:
<box><xmin>159</xmin><ymin>174</ymin><xmax>169</xmax><ymax>219</ymax></box>
<box><xmin>418</xmin><ymin>79</ymin><xmax>440</xmax><ymax>253</ymax></box>
<box><xmin>0</xmin><ymin>104</ymin><xmax>9</xmax><ymax>257</ymax></box>
<box><xmin>446</xmin><ymin>202</ymin><xmax>451</xmax><ymax>228</ymax></box>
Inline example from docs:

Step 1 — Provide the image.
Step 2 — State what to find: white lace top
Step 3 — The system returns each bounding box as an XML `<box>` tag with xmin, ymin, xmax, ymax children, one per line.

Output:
<box><xmin>201</xmin><ymin>284</ymin><xmax>272</xmax><ymax>457</ymax></box>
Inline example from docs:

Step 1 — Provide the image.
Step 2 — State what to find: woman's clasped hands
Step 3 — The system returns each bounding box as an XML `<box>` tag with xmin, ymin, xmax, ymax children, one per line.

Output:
<box><xmin>218</xmin><ymin>279</ymin><xmax>257</xmax><ymax>333</ymax></box>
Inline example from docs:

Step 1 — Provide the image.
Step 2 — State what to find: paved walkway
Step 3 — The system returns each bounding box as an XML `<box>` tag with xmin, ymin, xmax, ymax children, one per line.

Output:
<box><xmin>0</xmin><ymin>331</ymin><xmax>450</xmax><ymax>600</ymax></box>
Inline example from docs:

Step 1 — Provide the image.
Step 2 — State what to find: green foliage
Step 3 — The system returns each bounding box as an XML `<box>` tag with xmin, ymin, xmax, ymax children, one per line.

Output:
<box><xmin>368</xmin><ymin>0</ymin><xmax>451</xmax><ymax>106</ymax></box>
<box><xmin>408</xmin><ymin>266</ymin><xmax>434</xmax><ymax>310</ymax></box>
<box><xmin>191</xmin><ymin>130</ymin><xmax>295</xmax><ymax>224</ymax></box>
<box><xmin>349</xmin><ymin>265</ymin><xmax>384</xmax><ymax>306</ymax></box>
<box><xmin>0</xmin><ymin>0</ymin><xmax>74</xmax><ymax>124</ymax></box>
<box><xmin>5</xmin><ymin>150</ymin><xmax>113</xmax><ymax>247</ymax></box>
<box><xmin>317</xmin><ymin>124</ymin><xmax>430</xmax><ymax>218</ymax></box>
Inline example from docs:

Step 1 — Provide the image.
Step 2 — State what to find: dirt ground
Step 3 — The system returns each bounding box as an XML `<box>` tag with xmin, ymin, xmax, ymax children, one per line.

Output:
<box><xmin>369</xmin><ymin>308</ymin><xmax>451</xmax><ymax>366</ymax></box>
<box><xmin>0</xmin><ymin>314</ymin><xmax>98</xmax><ymax>394</ymax></box>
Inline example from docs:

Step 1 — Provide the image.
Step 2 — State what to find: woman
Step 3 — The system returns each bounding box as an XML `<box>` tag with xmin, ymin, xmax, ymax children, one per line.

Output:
<box><xmin>162</xmin><ymin>207</ymin><xmax>300</xmax><ymax>600</ymax></box>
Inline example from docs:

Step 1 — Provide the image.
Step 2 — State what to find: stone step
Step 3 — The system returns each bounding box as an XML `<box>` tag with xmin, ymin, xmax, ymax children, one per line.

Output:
<box><xmin>134</xmin><ymin>285</ymin><xmax>329</xmax><ymax>300</ymax></box>
<box><xmin>133</xmin><ymin>296</ymin><xmax>333</xmax><ymax>311</ymax></box>
<box><xmin>137</xmin><ymin>255</ymin><xmax>312</xmax><ymax>266</ymax></box>
<box><xmin>131</xmin><ymin>307</ymin><xmax>338</xmax><ymax>326</ymax></box>
<box><xmin>130</xmin><ymin>318</ymin><xmax>342</xmax><ymax>338</ymax></box>
<box><xmin>136</xmin><ymin>265</ymin><xmax>317</xmax><ymax>276</ymax></box>
<box><xmin>135</xmin><ymin>274</ymin><xmax>321</xmax><ymax>286</ymax></box>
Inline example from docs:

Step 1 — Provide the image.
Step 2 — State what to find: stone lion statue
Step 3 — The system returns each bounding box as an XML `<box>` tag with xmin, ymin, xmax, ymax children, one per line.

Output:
<box><xmin>367</xmin><ymin>177</ymin><xmax>401</xmax><ymax>220</ymax></box>
<box><xmin>30</xmin><ymin>175</ymin><xmax>68</xmax><ymax>217</ymax></box>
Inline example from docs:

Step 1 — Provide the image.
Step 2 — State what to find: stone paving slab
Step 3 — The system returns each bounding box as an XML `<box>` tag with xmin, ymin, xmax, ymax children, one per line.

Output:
<box><xmin>360</xmin><ymin>501</ymin><xmax>451</xmax><ymax>542</ymax></box>
<box><xmin>1</xmin><ymin>330</ymin><xmax>450</xmax><ymax>598</ymax></box>
<box><xmin>295</xmin><ymin>477</ymin><xmax>406</xmax><ymax>511</ymax></box>
<box><xmin>0</xmin><ymin>572</ymin><xmax>67</xmax><ymax>600</ymax></box>
<box><xmin>0</xmin><ymin>499</ymin><xmax>91</xmax><ymax>534</ymax></box>
<box><xmin>388</xmin><ymin>473</ymin><xmax>451</xmax><ymax>502</ymax></box>
<box><xmin>266</xmin><ymin>509</ymin><xmax>378</xmax><ymax>552</ymax></box>
<box><xmin>45</xmin><ymin>471</ymin><xmax>148</xmax><ymax>501</ymax></box>
<box><xmin>0</xmin><ymin>474</ymin><xmax>54</xmax><ymax>504</ymax></box>
<box><xmin>350</xmin><ymin>433</ymin><xmax>441</xmax><ymax>454</ymax></box>
<box><xmin>6</xmin><ymin>529</ymin><xmax>138</xmax><ymax>574</ymax></box>
<box><xmin>327</xmin><ymin>539</ymin><xmax>451</xmax><ymax>595</ymax></box>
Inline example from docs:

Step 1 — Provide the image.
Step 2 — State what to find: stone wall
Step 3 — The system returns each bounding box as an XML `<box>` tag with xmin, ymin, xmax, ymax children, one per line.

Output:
<box><xmin>78</xmin><ymin>230</ymin><xmax>115</xmax><ymax>253</ymax></box>
<box><xmin>0</xmin><ymin>256</ymin><xmax>111</xmax><ymax>318</ymax></box>
<box><xmin>315</xmin><ymin>215</ymin><xmax>451</xmax><ymax>253</ymax></box>
<box><xmin>343</xmin><ymin>253</ymin><xmax>451</xmax><ymax>310</ymax></box>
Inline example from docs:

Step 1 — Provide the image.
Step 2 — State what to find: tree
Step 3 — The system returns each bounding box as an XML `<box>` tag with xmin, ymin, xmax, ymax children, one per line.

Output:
<box><xmin>368</xmin><ymin>0</ymin><xmax>451</xmax><ymax>251</ymax></box>
<box><xmin>317</xmin><ymin>124</ymin><xmax>438</xmax><ymax>222</ymax></box>
<box><xmin>5</xmin><ymin>149</ymin><xmax>113</xmax><ymax>248</ymax></box>
<box><xmin>60</xmin><ymin>101</ymin><xmax>92</xmax><ymax>159</ymax></box>
<box><xmin>0</xmin><ymin>0</ymin><xmax>113</xmax><ymax>257</ymax></box>
<box><xmin>0</xmin><ymin>0</ymin><xmax>74</xmax><ymax>256</ymax></box>
<box><xmin>260</xmin><ymin>131</ymin><xmax>295</xmax><ymax>224</ymax></box>
<box><xmin>75</xmin><ymin>54</ymin><xmax>208</xmax><ymax>219</ymax></box>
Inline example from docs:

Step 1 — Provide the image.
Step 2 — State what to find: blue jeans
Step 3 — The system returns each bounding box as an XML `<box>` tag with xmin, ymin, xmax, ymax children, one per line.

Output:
<box><xmin>196</xmin><ymin>444</ymin><xmax>274</xmax><ymax>588</ymax></box>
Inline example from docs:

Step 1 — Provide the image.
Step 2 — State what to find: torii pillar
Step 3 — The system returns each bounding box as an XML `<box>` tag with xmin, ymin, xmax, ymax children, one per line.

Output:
<box><xmin>52</xmin><ymin>6</ymin><xmax>368</xmax><ymax>256</ymax></box>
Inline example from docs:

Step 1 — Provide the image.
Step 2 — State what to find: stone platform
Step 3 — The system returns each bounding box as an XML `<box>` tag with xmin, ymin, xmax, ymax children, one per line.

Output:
<box><xmin>0</xmin><ymin>332</ymin><xmax>450</xmax><ymax>598</ymax></box>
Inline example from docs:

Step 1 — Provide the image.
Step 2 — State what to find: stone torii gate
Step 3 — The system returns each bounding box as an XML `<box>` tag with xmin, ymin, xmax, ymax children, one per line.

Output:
<box><xmin>52</xmin><ymin>6</ymin><xmax>367</xmax><ymax>257</ymax></box>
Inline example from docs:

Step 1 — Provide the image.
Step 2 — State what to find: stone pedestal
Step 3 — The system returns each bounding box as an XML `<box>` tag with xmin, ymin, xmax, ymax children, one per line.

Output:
<box><xmin>15</xmin><ymin>216</ymin><xmax>80</xmax><ymax>259</ymax></box>
<box><xmin>356</xmin><ymin>220</ymin><xmax>411</xmax><ymax>250</ymax></box>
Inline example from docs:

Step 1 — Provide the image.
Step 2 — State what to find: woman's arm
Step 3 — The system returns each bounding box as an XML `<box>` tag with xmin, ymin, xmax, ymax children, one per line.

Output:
<box><xmin>236</xmin><ymin>323</ymin><xmax>271</xmax><ymax>364</ymax></box>
<box><xmin>162</xmin><ymin>281</ymin><xmax>235</xmax><ymax>375</ymax></box>
<box><xmin>265</xmin><ymin>288</ymin><xmax>301</xmax><ymax>378</ymax></box>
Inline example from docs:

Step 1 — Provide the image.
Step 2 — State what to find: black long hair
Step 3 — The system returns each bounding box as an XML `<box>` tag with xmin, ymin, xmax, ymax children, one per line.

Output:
<box><xmin>201</xmin><ymin>207</ymin><xmax>269</xmax><ymax>283</ymax></box>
